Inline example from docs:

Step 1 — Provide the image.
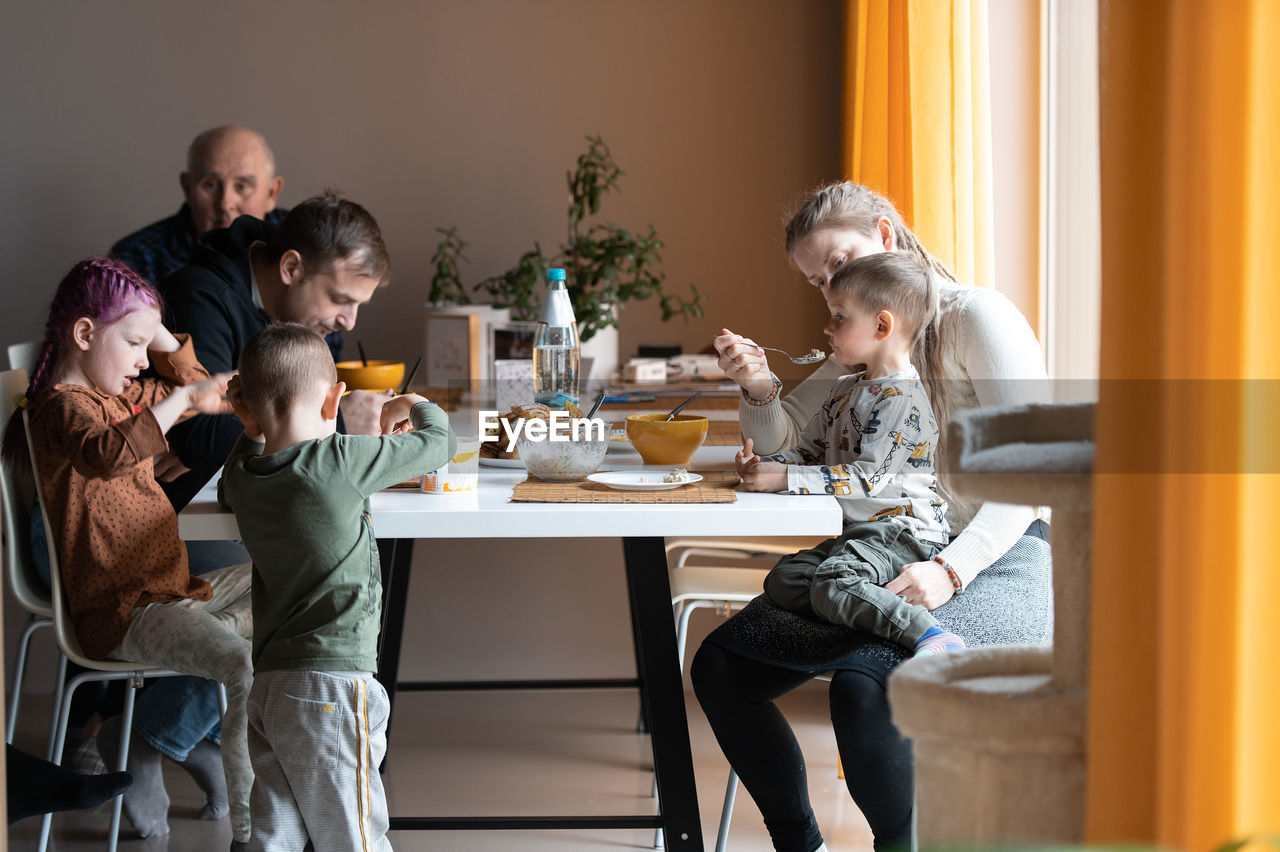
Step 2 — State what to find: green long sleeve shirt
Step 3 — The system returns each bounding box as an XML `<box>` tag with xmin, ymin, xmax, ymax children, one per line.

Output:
<box><xmin>221</xmin><ymin>402</ymin><xmax>455</xmax><ymax>673</ymax></box>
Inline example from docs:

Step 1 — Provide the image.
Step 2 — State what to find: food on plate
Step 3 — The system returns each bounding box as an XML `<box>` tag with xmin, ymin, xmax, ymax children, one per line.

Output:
<box><xmin>662</xmin><ymin>468</ymin><xmax>691</xmax><ymax>483</ymax></box>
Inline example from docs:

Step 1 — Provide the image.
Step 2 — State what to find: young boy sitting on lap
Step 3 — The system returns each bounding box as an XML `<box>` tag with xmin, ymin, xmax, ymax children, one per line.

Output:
<box><xmin>220</xmin><ymin>322</ymin><xmax>455</xmax><ymax>850</ymax></box>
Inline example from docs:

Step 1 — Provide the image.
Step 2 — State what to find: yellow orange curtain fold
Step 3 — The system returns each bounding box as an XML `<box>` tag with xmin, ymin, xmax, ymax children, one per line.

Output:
<box><xmin>1090</xmin><ymin>0</ymin><xmax>1280</xmax><ymax>848</ymax></box>
<box><xmin>843</xmin><ymin>0</ymin><xmax>994</xmax><ymax>288</ymax></box>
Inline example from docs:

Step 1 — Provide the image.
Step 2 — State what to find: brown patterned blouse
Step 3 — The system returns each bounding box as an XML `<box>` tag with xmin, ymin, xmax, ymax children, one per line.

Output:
<box><xmin>28</xmin><ymin>335</ymin><xmax>214</xmax><ymax>658</ymax></box>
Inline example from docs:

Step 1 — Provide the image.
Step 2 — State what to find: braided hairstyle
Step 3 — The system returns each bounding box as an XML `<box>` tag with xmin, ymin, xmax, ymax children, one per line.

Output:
<box><xmin>784</xmin><ymin>182</ymin><xmax>967</xmax><ymax>512</ymax></box>
<box><xmin>2</xmin><ymin>258</ymin><xmax>162</xmax><ymax>472</ymax></box>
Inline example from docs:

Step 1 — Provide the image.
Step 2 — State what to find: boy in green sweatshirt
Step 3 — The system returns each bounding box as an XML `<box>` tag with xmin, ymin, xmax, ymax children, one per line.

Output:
<box><xmin>220</xmin><ymin>322</ymin><xmax>454</xmax><ymax>851</ymax></box>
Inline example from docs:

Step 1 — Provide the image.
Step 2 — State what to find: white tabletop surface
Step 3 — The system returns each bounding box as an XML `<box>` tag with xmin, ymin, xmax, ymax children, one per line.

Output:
<box><xmin>178</xmin><ymin>443</ymin><xmax>843</xmax><ymax>541</ymax></box>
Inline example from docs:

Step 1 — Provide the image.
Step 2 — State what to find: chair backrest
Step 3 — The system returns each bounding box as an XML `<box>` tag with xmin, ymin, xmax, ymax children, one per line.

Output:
<box><xmin>23</xmin><ymin>409</ymin><xmax>148</xmax><ymax>673</ymax></box>
<box><xmin>7</xmin><ymin>341</ymin><xmax>39</xmax><ymax>373</ymax></box>
<box><xmin>0</xmin><ymin>369</ymin><xmax>50</xmax><ymax>617</ymax></box>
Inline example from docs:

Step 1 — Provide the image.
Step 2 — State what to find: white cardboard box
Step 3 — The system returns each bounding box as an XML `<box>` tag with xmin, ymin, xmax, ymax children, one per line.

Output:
<box><xmin>623</xmin><ymin>359</ymin><xmax>667</xmax><ymax>383</ymax></box>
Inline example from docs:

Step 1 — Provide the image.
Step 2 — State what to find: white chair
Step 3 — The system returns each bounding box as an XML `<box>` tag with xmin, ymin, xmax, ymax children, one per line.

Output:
<box><xmin>8</xmin><ymin>340</ymin><xmax>39</xmax><ymax>373</ymax></box>
<box><xmin>665</xmin><ymin>538</ymin><xmax>859</xmax><ymax>852</ymax></box>
<box><xmin>24</xmin><ymin>411</ymin><xmax>206</xmax><ymax>852</ymax></box>
<box><xmin>1</xmin><ymin>368</ymin><xmax>67</xmax><ymax>749</ymax></box>
<box><xmin>665</xmin><ymin>537</ymin><xmax>821</xmax><ymax>668</ymax></box>
<box><xmin>652</xmin><ymin>536</ymin><xmax>822</xmax><ymax>850</ymax></box>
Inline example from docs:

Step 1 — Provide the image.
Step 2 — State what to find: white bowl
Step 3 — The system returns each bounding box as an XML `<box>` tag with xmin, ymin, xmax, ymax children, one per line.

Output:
<box><xmin>516</xmin><ymin>431</ymin><xmax>609</xmax><ymax>482</ymax></box>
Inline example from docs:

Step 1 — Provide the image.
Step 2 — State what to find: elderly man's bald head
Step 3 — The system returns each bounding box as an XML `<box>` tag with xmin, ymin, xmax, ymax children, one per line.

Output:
<box><xmin>180</xmin><ymin>125</ymin><xmax>283</xmax><ymax>234</ymax></box>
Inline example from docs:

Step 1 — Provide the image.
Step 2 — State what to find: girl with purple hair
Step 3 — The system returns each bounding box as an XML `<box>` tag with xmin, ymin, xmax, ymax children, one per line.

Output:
<box><xmin>2</xmin><ymin>257</ymin><xmax>254</xmax><ymax>849</ymax></box>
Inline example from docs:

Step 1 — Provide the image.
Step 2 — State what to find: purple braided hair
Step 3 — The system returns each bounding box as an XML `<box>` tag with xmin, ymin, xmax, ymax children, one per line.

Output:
<box><xmin>2</xmin><ymin>257</ymin><xmax>163</xmax><ymax>471</ymax></box>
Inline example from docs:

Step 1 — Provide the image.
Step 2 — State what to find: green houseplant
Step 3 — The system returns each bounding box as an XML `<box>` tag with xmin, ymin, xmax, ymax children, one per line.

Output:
<box><xmin>432</xmin><ymin>136</ymin><xmax>703</xmax><ymax>343</ymax></box>
<box><xmin>426</xmin><ymin>226</ymin><xmax>471</xmax><ymax>306</ymax></box>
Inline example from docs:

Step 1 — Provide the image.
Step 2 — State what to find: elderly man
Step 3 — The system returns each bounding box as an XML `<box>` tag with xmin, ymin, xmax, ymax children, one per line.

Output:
<box><xmin>160</xmin><ymin>191</ymin><xmax>392</xmax><ymax>510</ymax></box>
<box><xmin>110</xmin><ymin>125</ymin><xmax>285</xmax><ymax>285</ymax></box>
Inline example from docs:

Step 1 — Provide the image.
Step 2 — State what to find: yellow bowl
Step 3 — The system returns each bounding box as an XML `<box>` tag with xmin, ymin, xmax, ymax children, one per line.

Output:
<box><xmin>335</xmin><ymin>360</ymin><xmax>405</xmax><ymax>392</ymax></box>
<box><xmin>625</xmin><ymin>414</ymin><xmax>710</xmax><ymax>466</ymax></box>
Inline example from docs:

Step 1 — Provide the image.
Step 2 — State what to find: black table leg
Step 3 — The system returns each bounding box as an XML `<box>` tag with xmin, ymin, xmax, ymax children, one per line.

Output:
<box><xmin>376</xmin><ymin>537</ymin><xmax>414</xmax><ymax>731</ymax></box>
<box><xmin>624</xmin><ymin>536</ymin><xmax>705</xmax><ymax>852</ymax></box>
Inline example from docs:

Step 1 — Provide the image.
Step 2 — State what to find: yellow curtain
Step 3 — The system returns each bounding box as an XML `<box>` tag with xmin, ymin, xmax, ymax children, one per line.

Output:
<box><xmin>1090</xmin><ymin>0</ymin><xmax>1280</xmax><ymax>848</ymax></box>
<box><xmin>843</xmin><ymin>0</ymin><xmax>994</xmax><ymax>288</ymax></box>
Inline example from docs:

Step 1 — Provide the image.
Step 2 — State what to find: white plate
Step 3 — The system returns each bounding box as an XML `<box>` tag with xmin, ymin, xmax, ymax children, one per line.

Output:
<box><xmin>478</xmin><ymin>456</ymin><xmax>526</xmax><ymax>469</ymax></box>
<box><xmin>587</xmin><ymin>472</ymin><xmax>703</xmax><ymax>491</ymax></box>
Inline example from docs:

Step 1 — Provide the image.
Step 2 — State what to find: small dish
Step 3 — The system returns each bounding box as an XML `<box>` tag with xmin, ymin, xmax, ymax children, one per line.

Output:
<box><xmin>478</xmin><ymin>456</ymin><xmax>526</xmax><ymax>469</ymax></box>
<box><xmin>587</xmin><ymin>472</ymin><xmax>703</xmax><ymax>492</ymax></box>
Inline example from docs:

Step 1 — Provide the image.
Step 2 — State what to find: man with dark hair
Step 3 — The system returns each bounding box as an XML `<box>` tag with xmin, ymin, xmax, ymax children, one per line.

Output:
<box><xmin>110</xmin><ymin>125</ymin><xmax>286</xmax><ymax>286</ymax></box>
<box><xmin>161</xmin><ymin>192</ymin><xmax>392</xmax><ymax>510</ymax></box>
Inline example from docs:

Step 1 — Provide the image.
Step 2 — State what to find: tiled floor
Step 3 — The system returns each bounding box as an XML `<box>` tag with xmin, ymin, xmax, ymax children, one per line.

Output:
<box><xmin>8</xmin><ymin>685</ymin><xmax>874</xmax><ymax>851</ymax></box>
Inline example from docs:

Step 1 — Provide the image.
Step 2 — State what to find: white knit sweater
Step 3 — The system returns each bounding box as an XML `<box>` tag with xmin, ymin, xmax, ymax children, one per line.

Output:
<box><xmin>739</xmin><ymin>282</ymin><xmax>1051</xmax><ymax>588</ymax></box>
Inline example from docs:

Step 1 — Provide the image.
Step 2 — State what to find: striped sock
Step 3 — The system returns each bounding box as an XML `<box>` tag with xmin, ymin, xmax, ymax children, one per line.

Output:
<box><xmin>914</xmin><ymin>625</ymin><xmax>966</xmax><ymax>657</ymax></box>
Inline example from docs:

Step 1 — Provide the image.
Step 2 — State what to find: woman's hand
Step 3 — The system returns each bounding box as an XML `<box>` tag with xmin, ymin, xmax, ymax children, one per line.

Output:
<box><xmin>736</xmin><ymin>438</ymin><xmax>788</xmax><ymax>492</ymax></box>
<box><xmin>885</xmin><ymin>560</ymin><xmax>957</xmax><ymax>611</ymax></box>
<box><xmin>380</xmin><ymin>394</ymin><xmax>429</xmax><ymax>435</ymax></box>
<box><xmin>714</xmin><ymin>328</ymin><xmax>775</xmax><ymax>401</ymax></box>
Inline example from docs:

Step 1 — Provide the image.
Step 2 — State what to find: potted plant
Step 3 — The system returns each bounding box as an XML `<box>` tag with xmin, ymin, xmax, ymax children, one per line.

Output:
<box><xmin>423</xmin><ymin>225</ymin><xmax>512</xmax><ymax>387</ymax></box>
<box><xmin>433</xmin><ymin>135</ymin><xmax>704</xmax><ymax>345</ymax></box>
<box><xmin>426</xmin><ymin>226</ymin><xmax>470</xmax><ymax>307</ymax></box>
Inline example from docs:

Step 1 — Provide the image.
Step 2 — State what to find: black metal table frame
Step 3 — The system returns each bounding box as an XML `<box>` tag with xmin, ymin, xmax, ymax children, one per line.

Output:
<box><xmin>375</xmin><ymin>535</ymin><xmax>705</xmax><ymax>851</ymax></box>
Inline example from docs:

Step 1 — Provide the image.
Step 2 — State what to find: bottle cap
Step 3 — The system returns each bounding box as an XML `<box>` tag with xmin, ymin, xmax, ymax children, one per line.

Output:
<box><xmin>547</xmin><ymin>268</ymin><xmax>566</xmax><ymax>281</ymax></box>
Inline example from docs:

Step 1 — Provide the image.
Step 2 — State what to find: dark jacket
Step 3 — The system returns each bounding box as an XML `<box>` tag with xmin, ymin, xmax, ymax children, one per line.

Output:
<box><xmin>159</xmin><ymin>216</ymin><xmax>274</xmax><ymax>509</ymax></box>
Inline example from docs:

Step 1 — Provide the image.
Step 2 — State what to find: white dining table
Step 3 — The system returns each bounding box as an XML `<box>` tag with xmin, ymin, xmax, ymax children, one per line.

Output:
<box><xmin>178</xmin><ymin>441</ymin><xmax>842</xmax><ymax>851</ymax></box>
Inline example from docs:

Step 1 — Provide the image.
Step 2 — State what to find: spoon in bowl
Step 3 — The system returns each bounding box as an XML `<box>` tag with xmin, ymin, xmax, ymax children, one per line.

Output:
<box><xmin>756</xmin><ymin>345</ymin><xmax>827</xmax><ymax>365</ymax></box>
<box><xmin>665</xmin><ymin>390</ymin><xmax>702</xmax><ymax>421</ymax></box>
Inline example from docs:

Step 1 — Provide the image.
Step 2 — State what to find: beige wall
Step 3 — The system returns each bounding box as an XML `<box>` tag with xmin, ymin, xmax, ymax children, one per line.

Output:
<box><xmin>0</xmin><ymin>0</ymin><xmax>842</xmax><ymax>367</ymax></box>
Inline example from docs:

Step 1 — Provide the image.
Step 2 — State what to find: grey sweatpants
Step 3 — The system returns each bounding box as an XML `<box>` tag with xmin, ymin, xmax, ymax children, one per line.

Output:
<box><xmin>763</xmin><ymin>519</ymin><xmax>944</xmax><ymax>649</ymax></box>
<box><xmin>247</xmin><ymin>670</ymin><xmax>392</xmax><ymax>852</ymax></box>
<box><xmin>112</xmin><ymin>562</ymin><xmax>254</xmax><ymax>842</ymax></box>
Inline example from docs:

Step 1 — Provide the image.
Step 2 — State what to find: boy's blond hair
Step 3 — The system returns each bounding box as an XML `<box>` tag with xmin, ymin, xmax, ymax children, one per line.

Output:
<box><xmin>829</xmin><ymin>252</ymin><xmax>938</xmax><ymax>351</ymax></box>
<box><xmin>237</xmin><ymin>323</ymin><xmax>337</xmax><ymax>418</ymax></box>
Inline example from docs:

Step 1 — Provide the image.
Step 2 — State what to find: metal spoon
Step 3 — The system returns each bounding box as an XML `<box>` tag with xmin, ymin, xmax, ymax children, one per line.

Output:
<box><xmin>665</xmin><ymin>390</ymin><xmax>702</xmax><ymax>421</ymax></box>
<box><xmin>585</xmin><ymin>389</ymin><xmax>606</xmax><ymax>419</ymax></box>
<box><xmin>757</xmin><ymin>345</ymin><xmax>827</xmax><ymax>365</ymax></box>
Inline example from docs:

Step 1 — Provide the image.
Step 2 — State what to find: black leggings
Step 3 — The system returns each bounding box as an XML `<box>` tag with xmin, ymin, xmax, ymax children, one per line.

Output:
<box><xmin>691</xmin><ymin>642</ymin><xmax>913</xmax><ymax>852</ymax></box>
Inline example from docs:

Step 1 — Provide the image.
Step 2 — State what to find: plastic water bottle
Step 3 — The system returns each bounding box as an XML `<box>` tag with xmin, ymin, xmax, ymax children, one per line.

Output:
<box><xmin>533</xmin><ymin>267</ymin><xmax>581</xmax><ymax>408</ymax></box>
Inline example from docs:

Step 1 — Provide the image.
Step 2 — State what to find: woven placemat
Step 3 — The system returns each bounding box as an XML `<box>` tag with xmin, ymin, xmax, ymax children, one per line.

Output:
<box><xmin>512</xmin><ymin>470</ymin><xmax>739</xmax><ymax>503</ymax></box>
<box><xmin>419</xmin><ymin>387</ymin><xmax>464</xmax><ymax>411</ymax></box>
<box><xmin>705</xmin><ymin>420</ymin><xmax>742</xmax><ymax>446</ymax></box>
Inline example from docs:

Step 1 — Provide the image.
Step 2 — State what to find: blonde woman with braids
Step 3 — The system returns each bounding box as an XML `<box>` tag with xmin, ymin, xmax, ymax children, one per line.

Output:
<box><xmin>693</xmin><ymin>182</ymin><xmax>1051</xmax><ymax>852</ymax></box>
